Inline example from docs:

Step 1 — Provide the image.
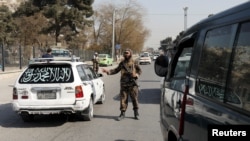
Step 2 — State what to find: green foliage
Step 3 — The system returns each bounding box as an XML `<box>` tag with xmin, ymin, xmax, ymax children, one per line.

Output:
<box><xmin>0</xmin><ymin>5</ymin><xmax>15</xmax><ymax>44</ymax></box>
<box><xmin>12</xmin><ymin>0</ymin><xmax>94</xmax><ymax>45</ymax></box>
<box><xmin>13</xmin><ymin>0</ymin><xmax>40</xmax><ymax>17</ymax></box>
<box><xmin>160</xmin><ymin>37</ymin><xmax>172</xmax><ymax>51</ymax></box>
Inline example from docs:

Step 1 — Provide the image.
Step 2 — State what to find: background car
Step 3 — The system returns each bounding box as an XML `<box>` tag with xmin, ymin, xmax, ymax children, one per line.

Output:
<box><xmin>51</xmin><ymin>48</ymin><xmax>71</xmax><ymax>58</ymax></box>
<box><xmin>12</xmin><ymin>57</ymin><xmax>105</xmax><ymax>122</ymax></box>
<box><xmin>98</xmin><ymin>54</ymin><xmax>113</xmax><ymax>66</ymax></box>
<box><xmin>139</xmin><ymin>52</ymin><xmax>152</xmax><ymax>65</ymax></box>
<box><xmin>153</xmin><ymin>54</ymin><xmax>160</xmax><ymax>61</ymax></box>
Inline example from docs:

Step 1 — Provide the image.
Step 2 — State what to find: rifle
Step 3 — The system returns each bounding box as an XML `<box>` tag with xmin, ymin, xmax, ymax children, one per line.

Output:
<box><xmin>122</xmin><ymin>62</ymin><xmax>139</xmax><ymax>87</ymax></box>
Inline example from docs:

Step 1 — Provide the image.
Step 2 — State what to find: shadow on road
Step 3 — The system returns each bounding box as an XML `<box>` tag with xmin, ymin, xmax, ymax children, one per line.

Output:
<box><xmin>0</xmin><ymin>103</ymin><xmax>71</xmax><ymax>128</ymax></box>
<box><xmin>93</xmin><ymin>114</ymin><xmax>118</xmax><ymax>121</ymax></box>
<box><xmin>112</xmin><ymin>88</ymin><xmax>160</xmax><ymax>105</ymax></box>
<box><xmin>139</xmin><ymin>88</ymin><xmax>161</xmax><ymax>104</ymax></box>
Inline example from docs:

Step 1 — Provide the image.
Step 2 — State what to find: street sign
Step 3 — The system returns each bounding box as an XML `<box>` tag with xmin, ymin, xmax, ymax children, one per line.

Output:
<box><xmin>115</xmin><ymin>44</ymin><xmax>121</xmax><ymax>49</ymax></box>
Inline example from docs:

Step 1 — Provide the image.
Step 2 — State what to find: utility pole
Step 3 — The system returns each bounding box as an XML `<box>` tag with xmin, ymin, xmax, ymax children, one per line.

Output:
<box><xmin>183</xmin><ymin>7</ymin><xmax>188</xmax><ymax>31</ymax></box>
<box><xmin>112</xmin><ymin>9</ymin><xmax>115</xmax><ymax>60</ymax></box>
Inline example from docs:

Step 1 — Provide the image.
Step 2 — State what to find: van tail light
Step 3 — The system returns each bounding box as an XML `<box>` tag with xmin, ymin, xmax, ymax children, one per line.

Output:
<box><xmin>75</xmin><ymin>86</ymin><xmax>84</xmax><ymax>98</ymax></box>
<box><xmin>13</xmin><ymin>87</ymin><xmax>18</xmax><ymax>99</ymax></box>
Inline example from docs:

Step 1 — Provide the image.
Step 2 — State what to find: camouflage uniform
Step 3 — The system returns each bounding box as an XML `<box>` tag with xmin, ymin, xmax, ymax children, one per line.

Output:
<box><xmin>108</xmin><ymin>57</ymin><xmax>142</xmax><ymax>113</ymax></box>
<box><xmin>92</xmin><ymin>54</ymin><xmax>99</xmax><ymax>73</ymax></box>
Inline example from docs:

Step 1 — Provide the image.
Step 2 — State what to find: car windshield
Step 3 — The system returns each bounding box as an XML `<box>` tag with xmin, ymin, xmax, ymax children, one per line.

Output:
<box><xmin>51</xmin><ymin>49</ymin><xmax>71</xmax><ymax>57</ymax></box>
<box><xmin>98</xmin><ymin>54</ymin><xmax>108</xmax><ymax>58</ymax></box>
<box><xmin>140</xmin><ymin>53</ymin><xmax>150</xmax><ymax>57</ymax></box>
<box><xmin>19</xmin><ymin>64</ymin><xmax>74</xmax><ymax>83</ymax></box>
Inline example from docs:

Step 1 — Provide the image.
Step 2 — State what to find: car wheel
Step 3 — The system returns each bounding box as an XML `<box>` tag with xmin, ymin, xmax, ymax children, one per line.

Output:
<box><xmin>20</xmin><ymin>113</ymin><xmax>34</xmax><ymax>122</ymax></box>
<box><xmin>97</xmin><ymin>87</ymin><xmax>105</xmax><ymax>104</ymax></box>
<box><xmin>83</xmin><ymin>98</ymin><xmax>94</xmax><ymax>121</ymax></box>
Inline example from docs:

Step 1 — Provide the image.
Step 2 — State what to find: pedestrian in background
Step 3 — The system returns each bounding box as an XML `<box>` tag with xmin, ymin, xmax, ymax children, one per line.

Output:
<box><xmin>42</xmin><ymin>48</ymin><xmax>53</xmax><ymax>58</ymax></box>
<box><xmin>102</xmin><ymin>48</ymin><xmax>142</xmax><ymax>121</ymax></box>
<box><xmin>92</xmin><ymin>52</ymin><xmax>99</xmax><ymax>73</ymax></box>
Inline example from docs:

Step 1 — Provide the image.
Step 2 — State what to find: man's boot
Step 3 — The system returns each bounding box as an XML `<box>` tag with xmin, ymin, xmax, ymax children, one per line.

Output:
<box><xmin>134</xmin><ymin>109</ymin><xmax>139</xmax><ymax>120</ymax></box>
<box><xmin>117</xmin><ymin>111</ymin><xmax>125</xmax><ymax>121</ymax></box>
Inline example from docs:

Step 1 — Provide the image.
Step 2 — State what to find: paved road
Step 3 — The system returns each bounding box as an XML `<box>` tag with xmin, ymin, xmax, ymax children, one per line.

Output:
<box><xmin>0</xmin><ymin>62</ymin><xmax>163</xmax><ymax>141</ymax></box>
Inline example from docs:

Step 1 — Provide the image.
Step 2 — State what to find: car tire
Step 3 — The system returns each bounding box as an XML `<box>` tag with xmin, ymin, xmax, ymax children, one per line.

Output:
<box><xmin>83</xmin><ymin>98</ymin><xmax>94</xmax><ymax>121</ymax></box>
<box><xmin>20</xmin><ymin>113</ymin><xmax>34</xmax><ymax>122</ymax></box>
<box><xmin>97</xmin><ymin>87</ymin><xmax>105</xmax><ymax>104</ymax></box>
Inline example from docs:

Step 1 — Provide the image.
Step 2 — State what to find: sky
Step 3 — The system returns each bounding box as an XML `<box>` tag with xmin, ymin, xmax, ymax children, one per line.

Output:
<box><xmin>93</xmin><ymin>0</ymin><xmax>249</xmax><ymax>49</ymax></box>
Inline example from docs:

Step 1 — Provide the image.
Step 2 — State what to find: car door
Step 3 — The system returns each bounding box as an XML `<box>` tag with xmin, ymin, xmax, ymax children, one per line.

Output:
<box><xmin>84</xmin><ymin>65</ymin><xmax>103</xmax><ymax>103</ymax></box>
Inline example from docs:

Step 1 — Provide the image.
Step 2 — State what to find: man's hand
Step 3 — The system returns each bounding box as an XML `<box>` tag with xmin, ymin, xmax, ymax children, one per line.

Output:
<box><xmin>102</xmin><ymin>68</ymin><xmax>109</xmax><ymax>74</ymax></box>
<box><xmin>132</xmin><ymin>72</ymin><xmax>139</xmax><ymax>78</ymax></box>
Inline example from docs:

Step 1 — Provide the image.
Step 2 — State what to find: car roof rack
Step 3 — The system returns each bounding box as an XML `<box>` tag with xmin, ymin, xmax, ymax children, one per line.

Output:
<box><xmin>30</xmin><ymin>56</ymin><xmax>81</xmax><ymax>64</ymax></box>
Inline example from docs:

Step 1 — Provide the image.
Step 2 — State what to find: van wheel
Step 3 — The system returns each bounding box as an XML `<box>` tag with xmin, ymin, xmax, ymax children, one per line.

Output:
<box><xmin>83</xmin><ymin>98</ymin><xmax>94</xmax><ymax>121</ymax></box>
<box><xmin>20</xmin><ymin>113</ymin><xmax>34</xmax><ymax>122</ymax></box>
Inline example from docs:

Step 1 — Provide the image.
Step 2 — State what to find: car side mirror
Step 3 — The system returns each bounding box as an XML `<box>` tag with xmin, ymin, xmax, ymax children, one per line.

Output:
<box><xmin>154</xmin><ymin>55</ymin><xmax>169</xmax><ymax>77</ymax></box>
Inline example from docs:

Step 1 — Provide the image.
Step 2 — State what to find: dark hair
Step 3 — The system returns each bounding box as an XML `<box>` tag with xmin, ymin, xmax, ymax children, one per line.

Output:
<box><xmin>47</xmin><ymin>48</ymin><xmax>52</xmax><ymax>53</ymax></box>
<box><xmin>124</xmin><ymin>48</ymin><xmax>133</xmax><ymax>54</ymax></box>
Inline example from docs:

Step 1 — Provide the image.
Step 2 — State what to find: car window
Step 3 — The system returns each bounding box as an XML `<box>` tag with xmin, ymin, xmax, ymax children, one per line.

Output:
<box><xmin>76</xmin><ymin>65</ymin><xmax>88</xmax><ymax>81</ymax></box>
<box><xmin>85</xmin><ymin>66</ymin><xmax>98</xmax><ymax>79</ymax></box>
<box><xmin>84</xmin><ymin>65</ymin><xmax>94</xmax><ymax>80</ymax></box>
<box><xmin>19</xmin><ymin>64</ymin><xmax>74</xmax><ymax>83</ymax></box>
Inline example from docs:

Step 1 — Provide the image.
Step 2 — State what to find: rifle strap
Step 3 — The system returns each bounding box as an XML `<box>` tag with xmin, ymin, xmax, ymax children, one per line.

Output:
<box><xmin>122</xmin><ymin>61</ymin><xmax>131</xmax><ymax>73</ymax></box>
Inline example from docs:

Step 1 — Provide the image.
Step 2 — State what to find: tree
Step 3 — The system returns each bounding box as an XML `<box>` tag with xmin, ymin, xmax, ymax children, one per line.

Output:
<box><xmin>91</xmin><ymin>0</ymin><xmax>149</xmax><ymax>54</ymax></box>
<box><xmin>160</xmin><ymin>37</ymin><xmax>172</xmax><ymax>52</ymax></box>
<box><xmin>0</xmin><ymin>5</ymin><xmax>16</xmax><ymax>46</ymax></box>
<box><xmin>13</xmin><ymin>0</ymin><xmax>95</xmax><ymax>46</ymax></box>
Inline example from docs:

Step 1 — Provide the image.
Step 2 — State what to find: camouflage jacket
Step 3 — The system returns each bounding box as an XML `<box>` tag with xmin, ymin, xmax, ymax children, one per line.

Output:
<box><xmin>109</xmin><ymin>58</ymin><xmax>142</xmax><ymax>86</ymax></box>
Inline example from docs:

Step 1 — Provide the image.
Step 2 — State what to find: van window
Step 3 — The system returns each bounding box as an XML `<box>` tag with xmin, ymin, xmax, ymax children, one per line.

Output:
<box><xmin>198</xmin><ymin>25</ymin><xmax>236</xmax><ymax>83</ymax></box>
<box><xmin>196</xmin><ymin>25</ymin><xmax>236</xmax><ymax>102</ymax></box>
<box><xmin>170</xmin><ymin>48</ymin><xmax>192</xmax><ymax>91</ymax></box>
<box><xmin>228</xmin><ymin>22</ymin><xmax>250</xmax><ymax>111</ymax></box>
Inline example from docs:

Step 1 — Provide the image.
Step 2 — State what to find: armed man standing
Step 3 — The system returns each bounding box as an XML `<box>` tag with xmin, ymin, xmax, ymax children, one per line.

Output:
<box><xmin>102</xmin><ymin>48</ymin><xmax>142</xmax><ymax>121</ymax></box>
<box><xmin>92</xmin><ymin>52</ymin><xmax>99</xmax><ymax>73</ymax></box>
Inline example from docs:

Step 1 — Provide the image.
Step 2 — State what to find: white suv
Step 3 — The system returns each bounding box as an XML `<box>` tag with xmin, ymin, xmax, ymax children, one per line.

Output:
<box><xmin>12</xmin><ymin>57</ymin><xmax>105</xmax><ymax>122</ymax></box>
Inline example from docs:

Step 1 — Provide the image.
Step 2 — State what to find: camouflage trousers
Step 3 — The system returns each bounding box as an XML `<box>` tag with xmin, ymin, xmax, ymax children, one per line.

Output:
<box><xmin>92</xmin><ymin>62</ymin><xmax>99</xmax><ymax>73</ymax></box>
<box><xmin>119</xmin><ymin>85</ymin><xmax>139</xmax><ymax>112</ymax></box>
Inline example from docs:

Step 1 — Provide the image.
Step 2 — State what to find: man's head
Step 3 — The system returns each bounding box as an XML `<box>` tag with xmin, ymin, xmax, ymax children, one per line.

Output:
<box><xmin>123</xmin><ymin>48</ymin><xmax>133</xmax><ymax>60</ymax></box>
<box><xmin>47</xmin><ymin>48</ymin><xmax>52</xmax><ymax>54</ymax></box>
<box><xmin>95</xmin><ymin>52</ymin><xmax>98</xmax><ymax>56</ymax></box>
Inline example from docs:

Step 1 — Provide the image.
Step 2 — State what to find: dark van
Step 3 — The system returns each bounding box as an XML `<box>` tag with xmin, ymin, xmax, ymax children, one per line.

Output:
<box><xmin>154</xmin><ymin>2</ymin><xmax>250</xmax><ymax>141</ymax></box>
